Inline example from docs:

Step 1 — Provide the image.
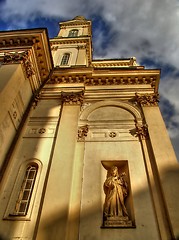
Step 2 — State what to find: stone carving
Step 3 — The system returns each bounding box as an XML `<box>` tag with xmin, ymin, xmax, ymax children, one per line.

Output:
<box><xmin>135</xmin><ymin>93</ymin><xmax>159</xmax><ymax>106</ymax></box>
<box><xmin>109</xmin><ymin>132</ymin><xmax>116</xmax><ymax>138</ymax></box>
<box><xmin>62</xmin><ymin>92</ymin><xmax>84</xmax><ymax>105</ymax></box>
<box><xmin>49</xmin><ymin>75</ymin><xmax>156</xmax><ymax>87</ymax></box>
<box><xmin>32</xmin><ymin>93</ymin><xmax>41</xmax><ymax>109</ymax></box>
<box><xmin>135</xmin><ymin>123</ymin><xmax>149</xmax><ymax>139</ymax></box>
<box><xmin>78</xmin><ymin>125</ymin><xmax>88</xmax><ymax>141</ymax></box>
<box><xmin>3</xmin><ymin>51</ymin><xmax>34</xmax><ymax>78</ymax></box>
<box><xmin>103</xmin><ymin>166</ymin><xmax>132</xmax><ymax>227</ymax></box>
<box><xmin>38</xmin><ymin>128</ymin><xmax>46</xmax><ymax>134</ymax></box>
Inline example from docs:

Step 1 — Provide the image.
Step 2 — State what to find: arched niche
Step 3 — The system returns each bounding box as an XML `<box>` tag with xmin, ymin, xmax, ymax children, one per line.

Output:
<box><xmin>80</xmin><ymin>101</ymin><xmax>142</xmax><ymax>123</ymax></box>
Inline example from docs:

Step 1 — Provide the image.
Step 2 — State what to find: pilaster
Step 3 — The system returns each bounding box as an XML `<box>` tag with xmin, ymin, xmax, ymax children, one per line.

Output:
<box><xmin>136</xmin><ymin>92</ymin><xmax>179</xmax><ymax>239</ymax></box>
<box><xmin>36</xmin><ymin>92</ymin><xmax>83</xmax><ymax>240</ymax></box>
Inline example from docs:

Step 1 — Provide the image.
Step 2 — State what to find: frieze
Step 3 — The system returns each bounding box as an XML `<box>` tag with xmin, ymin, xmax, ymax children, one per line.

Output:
<box><xmin>62</xmin><ymin>92</ymin><xmax>84</xmax><ymax>105</ymax></box>
<box><xmin>135</xmin><ymin>93</ymin><xmax>159</xmax><ymax>106</ymax></box>
<box><xmin>78</xmin><ymin>125</ymin><xmax>88</xmax><ymax>141</ymax></box>
<box><xmin>49</xmin><ymin>75</ymin><xmax>156</xmax><ymax>87</ymax></box>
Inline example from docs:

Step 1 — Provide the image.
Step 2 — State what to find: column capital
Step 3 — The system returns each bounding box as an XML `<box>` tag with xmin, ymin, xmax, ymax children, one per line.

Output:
<box><xmin>78</xmin><ymin>125</ymin><xmax>88</xmax><ymax>141</ymax></box>
<box><xmin>135</xmin><ymin>93</ymin><xmax>159</xmax><ymax>107</ymax></box>
<box><xmin>135</xmin><ymin>123</ymin><xmax>149</xmax><ymax>140</ymax></box>
<box><xmin>62</xmin><ymin>92</ymin><xmax>84</xmax><ymax>105</ymax></box>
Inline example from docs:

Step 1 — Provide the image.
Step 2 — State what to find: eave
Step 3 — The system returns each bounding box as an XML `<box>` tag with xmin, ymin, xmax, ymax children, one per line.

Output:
<box><xmin>0</xmin><ymin>28</ymin><xmax>53</xmax><ymax>88</ymax></box>
<box><xmin>48</xmin><ymin>67</ymin><xmax>160</xmax><ymax>93</ymax></box>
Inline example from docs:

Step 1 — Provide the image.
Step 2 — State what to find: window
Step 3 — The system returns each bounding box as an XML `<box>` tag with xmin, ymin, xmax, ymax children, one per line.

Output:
<box><xmin>68</xmin><ymin>29</ymin><xmax>79</xmax><ymax>37</ymax></box>
<box><xmin>10</xmin><ymin>164</ymin><xmax>38</xmax><ymax>216</ymax></box>
<box><xmin>61</xmin><ymin>53</ymin><xmax>70</xmax><ymax>66</ymax></box>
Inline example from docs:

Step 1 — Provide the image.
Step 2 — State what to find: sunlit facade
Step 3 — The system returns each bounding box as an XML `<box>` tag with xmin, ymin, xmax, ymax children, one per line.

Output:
<box><xmin>0</xmin><ymin>16</ymin><xmax>179</xmax><ymax>240</ymax></box>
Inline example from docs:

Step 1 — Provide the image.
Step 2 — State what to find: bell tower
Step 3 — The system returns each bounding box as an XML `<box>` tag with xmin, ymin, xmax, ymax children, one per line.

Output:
<box><xmin>51</xmin><ymin>16</ymin><xmax>92</xmax><ymax>67</ymax></box>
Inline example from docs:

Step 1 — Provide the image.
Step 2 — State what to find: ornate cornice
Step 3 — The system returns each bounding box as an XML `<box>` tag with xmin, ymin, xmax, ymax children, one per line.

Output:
<box><xmin>135</xmin><ymin>123</ymin><xmax>149</xmax><ymax>139</ymax></box>
<box><xmin>78</xmin><ymin>125</ymin><xmax>88</xmax><ymax>141</ymax></box>
<box><xmin>2</xmin><ymin>51</ymin><xmax>35</xmax><ymax>78</ymax></box>
<box><xmin>49</xmin><ymin>75</ymin><xmax>157</xmax><ymax>87</ymax></box>
<box><xmin>135</xmin><ymin>93</ymin><xmax>159</xmax><ymax>106</ymax></box>
<box><xmin>62</xmin><ymin>92</ymin><xmax>84</xmax><ymax>105</ymax></box>
<box><xmin>0</xmin><ymin>29</ymin><xmax>53</xmax><ymax>85</ymax></box>
<box><xmin>92</xmin><ymin>57</ymin><xmax>139</xmax><ymax>68</ymax></box>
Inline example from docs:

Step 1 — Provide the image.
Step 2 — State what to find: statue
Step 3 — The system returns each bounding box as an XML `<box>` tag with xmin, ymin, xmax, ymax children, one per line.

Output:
<box><xmin>103</xmin><ymin>166</ymin><xmax>132</xmax><ymax>227</ymax></box>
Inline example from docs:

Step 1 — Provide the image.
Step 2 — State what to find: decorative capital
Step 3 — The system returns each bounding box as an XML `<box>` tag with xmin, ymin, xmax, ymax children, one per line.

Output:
<box><xmin>135</xmin><ymin>123</ymin><xmax>149</xmax><ymax>139</ymax></box>
<box><xmin>135</xmin><ymin>93</ymin><xmax>159</xmax><ymax>107</ymax></box>
<box><xmin>32</xmin><ymin>93</ymin><xmax>41</xmax><ymax>109</ymax></box>
<box><xmin>78</xmin><ymin>125</ymin><xmax>88</xmax><ymax>141</ymax></box>
<box><xmin>62</xmin><ymin>92</ymin><xmax>84</xmax><ymax>105</ymax></box>
<box><xmin>3</xmin><ymin>51</ymin><xmax>35</xmax><ymax>78</ymax></box>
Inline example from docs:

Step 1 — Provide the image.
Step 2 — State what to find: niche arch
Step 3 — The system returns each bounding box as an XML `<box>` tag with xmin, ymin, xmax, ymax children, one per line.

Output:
<box><xmin>80</xmin><ymin>100</ymin><xmax>142</xmax><ymax>123</ymax></box>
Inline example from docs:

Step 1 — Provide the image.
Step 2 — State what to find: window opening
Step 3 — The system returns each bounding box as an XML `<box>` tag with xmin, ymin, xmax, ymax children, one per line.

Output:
<box><xmin>10</xmin><ymin>164</ymin><xmax>38</xmax><ymax>216</ymax></box>
<box><xmin>61</xmin><ymin>53</ymin><xmax>70</xmax><ymax>66</ymax></box>
<box><xmin>68</xmin><ymin>29</ymin><xmax>79</xmax><ymax>37</ymax></box>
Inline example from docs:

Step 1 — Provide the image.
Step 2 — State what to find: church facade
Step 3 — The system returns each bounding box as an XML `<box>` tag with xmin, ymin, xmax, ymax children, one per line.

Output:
<box><xmin>0</xmin><ymin>16</ymin><xmax>179</xmax><ymax>240</ymax></box>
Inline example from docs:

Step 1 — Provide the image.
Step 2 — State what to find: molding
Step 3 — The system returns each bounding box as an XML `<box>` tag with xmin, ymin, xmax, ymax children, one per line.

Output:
<box><xmin>0</xmin><ymin>29</ymin><xmax>53</xmax><ymax>84</ymax></box>
<box><xmin>135</xmin><ymin>93</ymin><xmax>159</xmax><ymax>106</ymax></box>
<box><xmin>92</xmin><ymin>57</ymin><xmax>139</xmax><ymax>68</ymax></box>
<box><xmin>80</xmin><ymin>100</ymin><xmax>142</xmax><ymax>121</ymax></box>
<box><xmin>49</xmin><ymin>74</ymin><xmax>158</xmax><ymax>89</ymax></box>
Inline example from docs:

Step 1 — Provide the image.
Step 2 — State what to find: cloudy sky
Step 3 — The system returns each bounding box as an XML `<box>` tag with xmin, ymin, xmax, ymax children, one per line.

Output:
<box><xmin>0</xmin><ymin>0</ymin><xmax>179</xmax><ymax>159</ymax></box>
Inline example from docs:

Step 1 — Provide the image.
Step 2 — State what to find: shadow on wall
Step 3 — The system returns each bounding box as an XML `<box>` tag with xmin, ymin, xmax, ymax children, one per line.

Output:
<box><xmin>35</xmin><ymin>165</ymin><xmax>179</xmax><ymax>240</ymax></box>
<box><xmin>0</xmin><ymin>235</ymin><xmax>9</xmax><ymax>240</ymax></box>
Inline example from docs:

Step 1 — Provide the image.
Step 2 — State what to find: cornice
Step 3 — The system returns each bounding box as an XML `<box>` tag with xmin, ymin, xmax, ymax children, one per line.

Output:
<box><xmin>50</xmin><ymin>75</ymin><xmax>156</xmax><ymax>86</ymax></box>
<box><xmin>92</xmin><ymin>58</ymin><xmax>139</xmax><ymax>68</ymax></box>
<box><xmin>1</xmin><ymin>50</ymin><xmax>35</xmax><ymax>78</ymax></box>
<box><xmin>0</xmin><ymin>29</ymin><xmax>53</xmax><ymax>89</ymax></box>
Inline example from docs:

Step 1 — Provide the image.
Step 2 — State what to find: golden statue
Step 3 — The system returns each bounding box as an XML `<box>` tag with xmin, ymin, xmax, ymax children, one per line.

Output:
<box><xmin>103</xmin><ymin>166</ymin><xmax>132</xmax><ymax>227</ymax></box>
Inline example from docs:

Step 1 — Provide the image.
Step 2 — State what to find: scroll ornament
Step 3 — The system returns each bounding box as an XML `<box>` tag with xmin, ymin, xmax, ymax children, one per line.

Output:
<box><xmin>135</xmin><ymin>123</ymin><xmax>149</xmax><ymax>139</ymax></box>
<box><xmin>78</xmin><ymin>125</ymin><xmax>88</xmax><ymax>141</ymax></box>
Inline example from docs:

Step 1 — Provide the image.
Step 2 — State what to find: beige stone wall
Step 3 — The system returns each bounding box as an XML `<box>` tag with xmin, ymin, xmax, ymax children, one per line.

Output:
<box><xmin>0</xmin><ymin>98</ymin><xmax>61</xmax><ymax>240</ymax></box>
<box><xmin>0</xmin><ymin>64</ymin><xmax>32</xmax><ymax>168</ymax></box>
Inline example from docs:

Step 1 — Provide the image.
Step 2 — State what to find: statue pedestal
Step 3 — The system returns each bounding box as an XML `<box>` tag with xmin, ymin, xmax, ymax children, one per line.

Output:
<box><xmin>103</xmin><ymin>216</ymin><xmax>133</xmax><ymax>228</ymax></box>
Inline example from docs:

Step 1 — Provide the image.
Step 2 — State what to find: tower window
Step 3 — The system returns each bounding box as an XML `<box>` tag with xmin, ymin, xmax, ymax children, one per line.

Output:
<box><xmin>68</xmin><ymin>29</ymin><xmax>79</xmax><ymax>37</ymax></box>
<box><xmin>11</xmin><ymin>164</ymin><xmax>38</xmax><ymax>216</ymax></box>
<box><xmin>61</xmin><ymin>53</ymin><xmax>70</xmax><ymax>66</ymax></box>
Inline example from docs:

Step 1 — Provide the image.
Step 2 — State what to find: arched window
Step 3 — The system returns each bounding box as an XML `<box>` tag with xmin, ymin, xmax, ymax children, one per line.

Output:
<box><xmin>12</xmin><ymin>163</ymin><xmax>38</xmax><ymax>216</ymax></box>
<box><xmin>68</xmin><ymin>29</ymin><xmax>79</xmax><ymax>37</ymax></box>
<box><xmin>61</xmin><ymin>53</ymin><xmax>70</xmax><ymax>66</ymax></box>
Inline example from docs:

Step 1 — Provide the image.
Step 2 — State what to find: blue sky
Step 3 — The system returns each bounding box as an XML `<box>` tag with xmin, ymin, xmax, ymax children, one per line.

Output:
<box><xmin>0</xmin><ymin>0</ymin><xmax>179</xmax><ymax>160</ymax></box>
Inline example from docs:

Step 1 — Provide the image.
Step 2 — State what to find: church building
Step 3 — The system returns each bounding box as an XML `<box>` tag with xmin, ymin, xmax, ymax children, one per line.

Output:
<box><xmin>0</xmin><ymin>16</ymin><xmax>179</xmax><ymax>240</ymax></box>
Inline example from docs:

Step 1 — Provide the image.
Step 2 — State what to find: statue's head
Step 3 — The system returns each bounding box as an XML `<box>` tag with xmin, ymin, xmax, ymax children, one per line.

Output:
<box><xmin>110</xmin><ymin>166</ymin><xmax>119</xmax><ymax>177</ymax></box>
